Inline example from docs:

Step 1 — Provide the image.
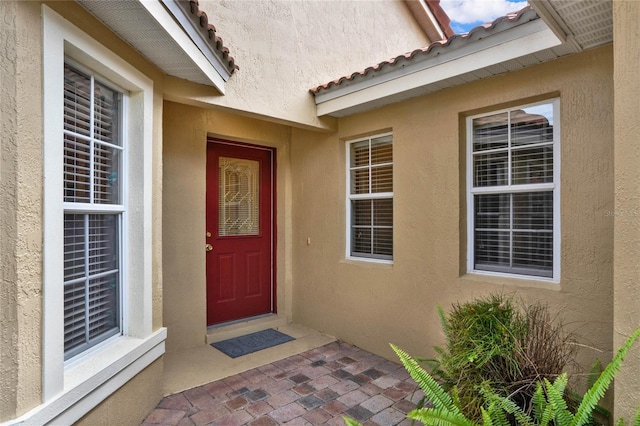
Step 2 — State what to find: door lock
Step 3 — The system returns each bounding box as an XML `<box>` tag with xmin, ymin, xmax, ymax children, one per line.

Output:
<box><xmin>206</xmin><ymin>244</ymin><xmax>213</xmax><ymax>252</ymax></box>
<box><xmin>206</xmin><ymin>231</ymin><xmax>212</xmax><ymax>238</ymax></box>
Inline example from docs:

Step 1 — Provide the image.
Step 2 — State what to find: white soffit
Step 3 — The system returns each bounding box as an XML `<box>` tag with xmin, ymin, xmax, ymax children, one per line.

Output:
<box><xmin>76</xmin><ymin>0</ymin><xmax>227</xmax><ymax>93</ymax></box>
<box><xmin>531</xmin><ymin>0</ymin><xmax>613</xmax><ymax>50</ymax></box>
<box><xmin>316</xmin><ymin>18</ymin><xmax>564</xmax><ymax>117</ymax></box>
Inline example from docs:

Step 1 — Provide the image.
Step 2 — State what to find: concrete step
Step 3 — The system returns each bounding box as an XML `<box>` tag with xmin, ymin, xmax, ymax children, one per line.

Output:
<box><xmin>164</xmin><ymin>322</ymin><xmax>336</xmax><ymax>395</ymax></box>
<box><xmin>205</xmin><ymin>314</ymin><xmax>288</xmax><ymax>344</ymax></box>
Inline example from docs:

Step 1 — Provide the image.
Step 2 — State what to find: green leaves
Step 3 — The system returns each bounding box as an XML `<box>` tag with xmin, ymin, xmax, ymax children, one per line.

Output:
<box><xmin>408</xmin><ymin>407</ymin><xmax>477</xmax><ymax>426</ymax></box>
<box><xmin>344</xmin><ymin>319</ymin><xmax>640</xmax><ymax>426</ymax></box>
<box><xmin>391</xmin><ymin>344</ymin><xmax>465</xmax><ymax>418</ymax></box>
<box><xmin>571</xmin><ymin>326</ymin><xmax>640</xmax><ymax>426</ymax></box>
<box><xmin>342</xmin><ymin>416</ymin><xmax>362</xmax><ymax>426</ymax></box>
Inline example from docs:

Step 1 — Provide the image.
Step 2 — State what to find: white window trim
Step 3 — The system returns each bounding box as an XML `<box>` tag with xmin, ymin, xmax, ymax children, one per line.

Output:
<box><xmin>345</xmin><ymin>132</ymin><xmax>394</xmax><ymax>264</ymax></box>
<box><xmin>34</xmin><ymin>6</ymin><xmax>166</xmax><ymax>425</ymax></box>
<box><xmin>466</xmin><ymin>99</ymin><xmax>561</xmax><ymax>283</ymax></box>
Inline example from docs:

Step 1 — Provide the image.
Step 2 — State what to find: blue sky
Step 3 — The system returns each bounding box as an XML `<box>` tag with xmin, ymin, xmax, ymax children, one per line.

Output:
<box><xmin>439</xmin><ymin>0</ymin><xmax>529</xmax><ymax>34</ymax></box>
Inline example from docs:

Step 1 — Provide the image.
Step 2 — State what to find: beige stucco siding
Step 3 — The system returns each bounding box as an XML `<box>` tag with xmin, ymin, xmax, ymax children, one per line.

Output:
<box><xmin>167</xmin><ymin>0</ymin><xmax>431</xmax><ymax>130</ymax></box>
<box><xmin>76</xmin><ymin>359</ymin><xmax>164</xmax><ymax>426</ymax></box>
<box><xmin>0</xmin><ymin>1</ymin><xmax>165</xmax><ymax>421</ymax></box>
<box><xmin>613</xmin><ymin>0</ymin><xmax>640</xmax><ymax>421</ymax></box>
<box><xmin>291</xmin><ymin>46</ymin><xmax>614</xmax><ymax>378</ymax></box>
<box><xmin>1</xmin><ymin>0</ymin><xmax>45</xmax><ymax>418</ymax></box>
<box><xmin>162</xmin><ymin>101</ymin><xmax>294</xmax><ymax>352</ymax></box>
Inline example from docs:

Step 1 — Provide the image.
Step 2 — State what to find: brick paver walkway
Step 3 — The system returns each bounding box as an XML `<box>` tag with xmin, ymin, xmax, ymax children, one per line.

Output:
<box><xmin>142</xmin><ymin>341</ymin><xmax>425</xmax><ymax>425</ymax></box>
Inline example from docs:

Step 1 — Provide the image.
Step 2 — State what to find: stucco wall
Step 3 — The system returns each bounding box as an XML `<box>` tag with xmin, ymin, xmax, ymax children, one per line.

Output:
<box><xmin>1</xmin><ymin>0</ymin><xmax>19</xmax><ymax>418</ymax></box>
<box><xmin>1</xmin><ymin>1</ymin><xmax>45</xmax><ymax>419</ymax></box>
<box><xmin>76</xmin><ymin>359</ymin><xmax>164</xmax><ymax>426</ymax></box>
<box><xmin>613</xmin><ymin>0</ymin><xmax>640</xmax><ymax>421</ymax></box>
<box><xmin>167</xmin><ymin>0</ymin><xmax>431</xmax><ymax>130</ymax></box>
<box><xmin>291</xmin><ymin>46</ymin><xmax>614</xmax><ymax>383</ymax></box>
<box><xmin>0</xmin><ymin>1</ymin><xmax>165</xmax><ymax>421</ymax></box>
<box><xmin>162</xmin><ymin>101</ymin><xmax>293</xmax><ymax>352</ymax></box>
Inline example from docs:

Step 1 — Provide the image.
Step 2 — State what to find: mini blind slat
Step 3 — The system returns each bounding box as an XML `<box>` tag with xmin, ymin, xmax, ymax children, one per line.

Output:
<box><xmin>513</xmin><ymin>192</ymin><xmax>553</xmax><ymax>230</ymax></box>
<box><xmin>371</xmin><ymin>135</ymin><xmax>393</xmax><ymax>164</ymax></box>
<box><xmin>63</xmin><ymin>280</ymin><xmax>86</xmax><ymax>348</ymax></box>
<box><xmin>473</xmin><ymin>151</ymin><xmax>508</xmax><ymax>187</ymax></box>
<box><xmin>64</xmin><ymin>69</ymin><xmax>92</xmax><ymax>137</ymax></box>
<box><xmin>88</xmin><ymin>274</ymin><xmax>118</xmax><ymax>339</ymax></box>
<box><xmin>350</xmin><ymin>141</ymin><xmax>370</xmax><ymax>168</ymax></box>
<box><xmin>93</xmin><ymin>81</ymin><xmax>119</xmax><ymax>145</ymax></box>
<box><xmin>351</xmin><ymin>168</ymin><xmax>370</xmax><ymax>195</ymax></box>
<box><xmin>513</xmin><ymin>232</ymin><xmax>553</xmax><ymax>269</ymax></box>
<box><xmin>352</xmin><ymin>200</ymin><xmax>371</xmax><ymax>226</ymax></box>
<box><xmin>88</xmin><ymin>215</ymin><xmax>119</xmax><ymax>274</ymax></box>
<box><xmin>64</xmin><ymin>135</ymin><xmax>91</xmax><ymax>203</ymax></box>
<box><xmin>371</xmin><ymin>165</ymin><xmax>393</xmax><ymax>193</ymax></box>
<box><xmin>474</xmin><ymin>230</ymin><xmax>511</xmax><ymax>267</ymax></box>
<box><xmin>63</xmin><ymin>211</ymin><xmax>120</xmax><ymax>357</ymax></box>
<box><xmin>64</xmin><ymin>214</ymin><xmax>86</xmax><ymax>281</ymax></box>
<box><xmin>511</xmin><ymin>116</ymin><xmax>553</xmax><ymax>146</ymax></box>
<box><xmin>373</xmin><ymin>199</ymin><xmax>393</xmax><ymax>227</ymax></box>
<box><xmin>474</xmin><ymin>192</ymin><xmax>553</xmax><ymax>274</ymax></box>
<box><xmin>351</xmin><ymin>227</ymin><xmax>371</xmax><ymax>254</ymax></box>
<box><xmin>63</xmin><ymin>106</ymin><xmax>91</xmax><ymax>135</ymax></box>
<box><xmin>373</xmin><ymin>228</ymin><xmax>393</xmax><ymax>256</ymax></box>
<box><xmin>473</xmin><ymin>112</ymin><xmax>508</xmax><ymax>152</ymax></box>
<box><xmin>511</xmin><ymin>146</ymin><xmax>553</xmax><ymax>185</ymax></box>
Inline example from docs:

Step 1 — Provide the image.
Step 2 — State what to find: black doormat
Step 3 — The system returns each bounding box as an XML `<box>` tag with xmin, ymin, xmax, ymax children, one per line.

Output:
<box><xmin>211</xmin><ymin>328</ymin><xmax>295</xmax><ymax>358</ymax></box>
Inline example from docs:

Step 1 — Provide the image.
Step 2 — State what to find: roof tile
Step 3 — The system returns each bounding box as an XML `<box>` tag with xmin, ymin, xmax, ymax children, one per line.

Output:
<box><xmin>310</xmin><ymin>6</ymin><xmax>536</xmax><ymax>95</ymax></box>
<box><xmin>185</xmin><ymin>0</ymin><xmax>239</xmax><ymax>74</ymax></box>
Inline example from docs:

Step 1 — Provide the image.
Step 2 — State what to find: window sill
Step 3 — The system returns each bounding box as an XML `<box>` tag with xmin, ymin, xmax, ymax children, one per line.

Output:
<box><xmin>461</xmin><ymin>271</ymin><xmax>560</xmax><ymax>290</ymax></box>
<box><xmin>9</xmin><ymin>328</ymin><xmax>167</xmax><ymax>425</ymax></box>
<box><xmin>342</xmin><ymin>257</ymin><xmax>394</xmax><ymax>267</ymax></box>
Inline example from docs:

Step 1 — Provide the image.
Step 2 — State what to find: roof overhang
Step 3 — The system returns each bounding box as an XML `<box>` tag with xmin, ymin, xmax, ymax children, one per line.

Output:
<box><xmin>315</xmin><ymin>17</ymin><xmax>563</xmax><ymax>117</ymax></box>
<box><xmin>313</xmin><ymin>0</ymin><xmax>612</xmax><ymax>118</ymax></box>
<box><xmin>76</xmin><ymin>0</ymin><xmax>236</xmax><ymax>94</ymax></box>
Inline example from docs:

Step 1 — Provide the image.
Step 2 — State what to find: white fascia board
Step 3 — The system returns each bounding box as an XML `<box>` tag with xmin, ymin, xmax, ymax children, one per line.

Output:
<box><xmin>160</xmin><ymin>0</ymin><xmax>232</xmax><ymax>81</ymax></box>
<box><xmin>139</xmin><ymin>0</ymin><xmax>226</xmax><ymax>94</ymax></box>
<box><xmin>419</xmin><ymin>0</ymin><xmax>445</xmax><ymax>40</ymax></box>
<box><xmin>316</xmin><ymin>20</ymin><xmax>562</xmax><ymax>117</ymax></box>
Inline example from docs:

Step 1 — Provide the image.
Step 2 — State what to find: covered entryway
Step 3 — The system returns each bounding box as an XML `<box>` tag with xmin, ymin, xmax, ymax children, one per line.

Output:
<box><xmin>205</xmin><ymin>138</ymin><xmax>276</xmax><ymax>325</ymax></box>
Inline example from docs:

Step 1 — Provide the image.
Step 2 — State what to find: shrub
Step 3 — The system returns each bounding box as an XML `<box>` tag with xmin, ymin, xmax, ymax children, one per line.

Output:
<box><xmin>344</xmin><ymin>325</ymin><xmax>640</xmax><ymax>426</ymax></box>
<box><xmin>390</xmin><ymin>324</ymin><xmax>640</xmax><ymax>426</ymax></box>
<box><xmin>429</xmin><ymin>294</ymin><xmax>576</xmax><ymax>421</ymax></box>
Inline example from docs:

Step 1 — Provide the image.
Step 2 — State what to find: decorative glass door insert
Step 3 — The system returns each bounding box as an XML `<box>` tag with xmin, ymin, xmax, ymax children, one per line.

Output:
<box><xmin>218</xmin><ymin>157</ymin><xmax>260</xmax><ymax>236</ymax></box>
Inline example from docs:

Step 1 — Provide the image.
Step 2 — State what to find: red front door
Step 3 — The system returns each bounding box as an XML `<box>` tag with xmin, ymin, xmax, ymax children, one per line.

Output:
<box><xmin>206</xmin><ymin>139</ymin><xmax>275</xmax><ymax>325</ymax></box>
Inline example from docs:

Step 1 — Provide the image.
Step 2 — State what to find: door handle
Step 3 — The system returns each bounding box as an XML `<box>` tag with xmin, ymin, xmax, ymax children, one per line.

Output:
<box><xmin>206</xmin><ymin>244</ymin><xmax>213</xmax><ymax>252</ymax></box>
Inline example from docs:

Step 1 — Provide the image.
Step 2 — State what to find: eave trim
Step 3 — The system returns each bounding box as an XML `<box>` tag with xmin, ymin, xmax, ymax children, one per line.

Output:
<box><xmin>316</xmin><ymin>19</ymin><xmax>562</xmax><ymax>117</ymax></box>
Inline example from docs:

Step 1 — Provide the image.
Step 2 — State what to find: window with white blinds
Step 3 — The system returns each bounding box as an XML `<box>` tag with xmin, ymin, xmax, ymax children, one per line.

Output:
<box><xmin>347</xmin><ymin>134</ymin><xmax>393</xmax><ymax>261</ymax></box>
<box><xmin>63</xmin><ymin>63</ymin><xmax>123</xmax><ymax>359</ymax></box>
<box><xmin>468</xmin><ymin>100</ymin><xmax>559</xmax><ymax>280</ymax></box>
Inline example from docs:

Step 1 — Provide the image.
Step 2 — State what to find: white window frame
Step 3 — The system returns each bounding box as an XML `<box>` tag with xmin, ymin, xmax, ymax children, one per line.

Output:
<box><xmin>32</xmin><ymin>6</ymin><xmax>166</xmax><ymax>425</ymax></box>
<box><xmin>62</xmin><ymin>59</ymin><xmax>126</xmax><ymax>360</ymax></box>
<box><xmin>466</xmin><ymin>99</ymin><xmax>561</xmax><ymax>283</ymax></box>
<box><xmin>345</xmin><ymin>133</ymin><xmax>394</xmax><ymax>264</ymax></box>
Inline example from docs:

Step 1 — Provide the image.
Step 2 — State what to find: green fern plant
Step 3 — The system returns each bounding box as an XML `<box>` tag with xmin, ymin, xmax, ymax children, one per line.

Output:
<box><xmin>344</xmin><ymin>325</ymin><xmax>640</xmax><ymax>426</ymax></box>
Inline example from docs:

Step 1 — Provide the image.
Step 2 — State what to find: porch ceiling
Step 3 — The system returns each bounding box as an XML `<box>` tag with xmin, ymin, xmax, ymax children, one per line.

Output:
<box><xmin>312</xmin><ymin>0</ymin><xmax>613</xmax><ymax>118</ymax></box>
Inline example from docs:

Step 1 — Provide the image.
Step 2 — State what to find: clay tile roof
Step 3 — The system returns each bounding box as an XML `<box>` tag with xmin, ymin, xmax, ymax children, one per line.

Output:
<box><xmin>310</xmin><ymin>5</ymin><xmax>535</xmax><ymax>95</ymax></box>
<box><xmin>185</xmin><ymin>0</ymin><xmax>239</xmax><ymax>74</ymax></box>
